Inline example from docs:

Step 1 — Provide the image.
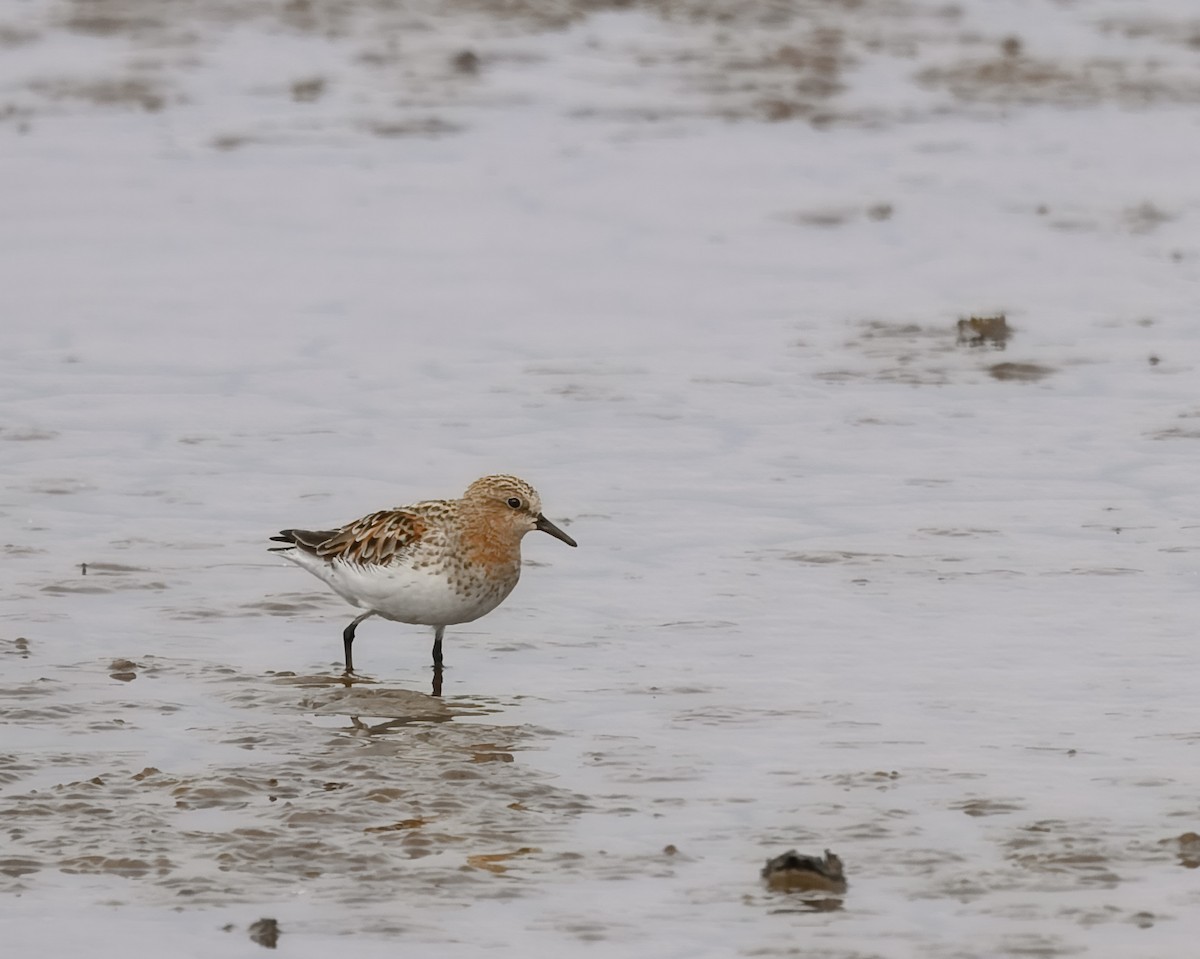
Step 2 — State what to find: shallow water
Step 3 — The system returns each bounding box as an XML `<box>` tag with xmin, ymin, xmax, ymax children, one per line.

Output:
<box><xmin>3</xmin><ymin>0</ymin><xmax>1200</xmax><ymax>955</ymax></box>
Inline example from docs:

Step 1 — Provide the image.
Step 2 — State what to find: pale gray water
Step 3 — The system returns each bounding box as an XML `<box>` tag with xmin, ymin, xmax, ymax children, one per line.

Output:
<box><xmin>3</xmin><ymin>1</ymin><xmax>1200</xmax><ymax>956</ymax></box>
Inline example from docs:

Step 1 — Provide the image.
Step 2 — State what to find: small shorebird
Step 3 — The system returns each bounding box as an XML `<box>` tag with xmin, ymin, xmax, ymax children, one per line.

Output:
<box><xmin>269</xmin><ymin>474</ymin><xmax>577</xmax><ymax>673</ymax></box>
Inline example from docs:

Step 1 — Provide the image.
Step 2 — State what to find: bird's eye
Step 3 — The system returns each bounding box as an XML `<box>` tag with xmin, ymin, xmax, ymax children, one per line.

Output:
<box><xmin>506</xmin><ymin>497</ymin><xmax>523</xmax><ymax>509</ymax></box>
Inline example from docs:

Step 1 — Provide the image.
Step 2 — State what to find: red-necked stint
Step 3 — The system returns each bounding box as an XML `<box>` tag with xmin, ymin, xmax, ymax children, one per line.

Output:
<box><xmin>270</xmin><ymin>475</ymin><xmax>577</xmax><ymax>673</ymax></box>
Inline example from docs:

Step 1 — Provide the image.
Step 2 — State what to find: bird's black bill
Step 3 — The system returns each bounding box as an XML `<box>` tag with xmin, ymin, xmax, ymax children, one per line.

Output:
<box><xmin>536</xmin><ymin>514</ymin><xmax>577</xmax><ymax>547</ymax></box>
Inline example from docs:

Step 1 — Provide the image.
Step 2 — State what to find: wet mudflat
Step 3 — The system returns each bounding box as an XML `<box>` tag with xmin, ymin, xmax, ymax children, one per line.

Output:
<box><xmin>3</xmin><ymin>0</ymin><xmax>1200</xmax><ymax>956</ymax></box>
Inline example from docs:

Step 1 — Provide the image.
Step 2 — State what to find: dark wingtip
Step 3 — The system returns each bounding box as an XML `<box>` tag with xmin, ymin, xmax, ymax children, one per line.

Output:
<box><xmin>270</xmin><ymin>528</ymin><xmax>337</xmax><ymax>551</ymax></box>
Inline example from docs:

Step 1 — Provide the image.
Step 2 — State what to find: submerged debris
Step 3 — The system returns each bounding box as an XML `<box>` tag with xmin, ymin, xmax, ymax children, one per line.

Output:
<box><xmin>761</xmin><ymin>849</ymin><xmax>847</xmax><ymax>894</ymax></box>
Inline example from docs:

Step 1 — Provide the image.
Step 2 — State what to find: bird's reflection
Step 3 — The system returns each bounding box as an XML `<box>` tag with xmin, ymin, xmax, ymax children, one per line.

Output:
<box><xmin>317</xmin><ymin>663</ymin><xmax>442</xmax><ymax>697</ymax></box>
<box><xmin>347</xmin><ymin>713</ymin><xmax>451</xmax><ymax>735</ymax></box>
<box><xmin>767</xmin><ymin>898</ymin><xmax>845</xmax><ymax>914</ymax></box>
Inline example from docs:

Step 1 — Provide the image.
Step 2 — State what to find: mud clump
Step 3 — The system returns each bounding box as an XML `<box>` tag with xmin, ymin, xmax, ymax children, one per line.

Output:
<box><xmin>30</xmin><ymin>75</ymin><xmax>167</xmax><ymax>112</ymax></box>
<box><xmin>1161</xmin><ymin>831</ymin><xmax>1200</xmax><ymax>868</ymax></box>
<box><xmin>6</xmin><ymin>637</ymin><xmax>32</xmax><ymax>658</ymax></box>
<box><xmin>248</xmin><ymin>918</ymin><xmax>280</xmax><ymax>949</ymax></box>
<box><xmin>290</xmin><ymin>77</ymin><xmax>326</xmax><ymax>102</ymax></box>
<box><xmin>1123</xmin><ymin>201</ymin><xmax>1174</xmax><ymax>234</ymax></box>
<box><xmin>957</xmin><ymin>313</ymin><xmax>1011</xmax><ymax>348</ymax></box>
<box><xmin>761</xmin><ymin>848</ymin><xmax>847</xmax><ymax>894</ymax></box>
<box><xmin>988</xmin><ymin>362</ymin><xmax>1055</xmax><ymax>382</ymax></box>
<box><xmin>452</xmin><ymin>49</ymin><xmax>481</xmax><ymax>75</ymax></box>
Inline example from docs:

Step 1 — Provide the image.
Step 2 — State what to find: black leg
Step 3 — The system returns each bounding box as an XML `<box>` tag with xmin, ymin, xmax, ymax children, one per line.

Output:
<box><xmin>343</xmin><ymin>611</ymin><xmax>375</xmax><ymax>674</ymax></box>
<box><xmin>432</xmin><ymin>625</ymin><xmax>445</xmax><ymax>668</ymax></box>
<box><xmin>342</xmin><ymin>622</ymin><xmax>355</xmax><ymax>673</ymax></box>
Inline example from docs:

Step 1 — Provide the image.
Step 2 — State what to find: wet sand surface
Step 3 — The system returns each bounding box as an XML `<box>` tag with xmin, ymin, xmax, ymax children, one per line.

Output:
<box><xmin>3</xmin><ymin>0</ymin><xmax>1200</xmax><ymax>955</ymax></box>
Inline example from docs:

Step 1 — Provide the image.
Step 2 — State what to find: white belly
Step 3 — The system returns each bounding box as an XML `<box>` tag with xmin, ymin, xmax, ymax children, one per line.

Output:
<box><xmin>283</xmin><ymin>551</ymin><xmax>517</xmax><ymax>626</ymax></box>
